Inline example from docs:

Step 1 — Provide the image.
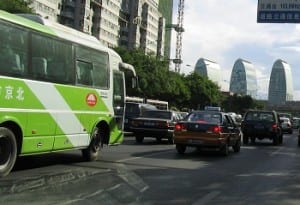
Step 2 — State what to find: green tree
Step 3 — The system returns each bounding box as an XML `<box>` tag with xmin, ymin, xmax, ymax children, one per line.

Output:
<box><xmin>222</xmin><ymin>94</ymin><xmax>262</xmax><ymax>114</ymax></box>
<box><xmin>0</xmin><ymin>0</ymin><xmax>33</xmax><ymax>13</ymax></box>
<box><xmin>113</xmin><ymin>47</ymin><xmax>190</xmax><ymax>109</ymax></box>
<box><xmin>113</xmin><ymin>47</ymin><xmax>224</xmax><ymax>110</ymax></box>
<box><xmin>184</xmin><ymin>72</ymin><xmax>222</xmax><ymax>110</ymax></box>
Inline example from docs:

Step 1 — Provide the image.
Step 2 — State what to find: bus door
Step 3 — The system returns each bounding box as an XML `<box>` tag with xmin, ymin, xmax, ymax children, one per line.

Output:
<box><xmin>113</xmin><ymin>70</ymin><xmax>125</xmax><ymax>132</ymax></box>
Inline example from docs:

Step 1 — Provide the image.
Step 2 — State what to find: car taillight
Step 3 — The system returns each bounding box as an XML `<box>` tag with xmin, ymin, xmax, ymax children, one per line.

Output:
<box><xmin>209</xmin><ymin>125</ymin><xmax>222</xmax><ymax>133</ymax></box>
<box><xmin>175</xmin><ymin>123</ymin><xmax>185</xmax><ymax>131</ymax></box>
<box><xmin>272</xmin><ymin>124</ymin><xmax>278</xmax><ymax>129</ymax></box>
<box><xmin>159</xmin><ymin>122</ymin><xmax>169</xmax><ymax>128</ymax></box>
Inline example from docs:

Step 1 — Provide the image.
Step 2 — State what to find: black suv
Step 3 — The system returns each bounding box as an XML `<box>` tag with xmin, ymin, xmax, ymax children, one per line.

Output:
<box><xmin>241</xmin><ymin>110</ymin><xmax>283</xmax><ymax>145</ymax></box>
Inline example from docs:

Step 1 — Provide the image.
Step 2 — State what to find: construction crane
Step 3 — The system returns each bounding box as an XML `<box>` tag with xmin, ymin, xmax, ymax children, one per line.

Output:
<box><xmin>173</xmin><ymin>0</ymin><xmax>185</xmax><ymax>73</ymax></box>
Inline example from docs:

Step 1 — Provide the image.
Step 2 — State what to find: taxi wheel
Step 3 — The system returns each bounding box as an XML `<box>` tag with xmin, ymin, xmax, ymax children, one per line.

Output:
<box><xmin>220</xmin><ymin>143</ymin><xmax>229</xmax><ymax>156</ymax></box>
<box><xmin>176</xmin><ymin>144</ymin><xmax>186</xmax><ymax>154</ymax></box>
<box><xmin>243</xmin><ymin>135</ymin><xmax>249</xmax><ymax>145</ymax></box>
<box><xmin>233</xmin><ymin>140</ymin><xmax>241</xmax><ymax>153</ymax></box>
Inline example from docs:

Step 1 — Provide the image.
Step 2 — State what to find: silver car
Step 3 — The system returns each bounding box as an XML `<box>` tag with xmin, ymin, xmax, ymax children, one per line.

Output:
<box><xmin>280</xmin><ymin>117</ymin><xmax>293</xmax><ymax>134</ymax></box>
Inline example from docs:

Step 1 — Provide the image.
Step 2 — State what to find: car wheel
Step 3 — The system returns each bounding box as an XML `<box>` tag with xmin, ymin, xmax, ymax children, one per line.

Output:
<box><xmin>135</xmin><ymin>135</ymin><xmax>144</xmax><ymax>143</ymax></box>
<box><xmin>0</xmin><ymin>127</ymin><xmax>17</xmax><ymax>177</ymax></box>
<box><xmin>279</xmin><ymin>134</ymin><xmax>283</xmax><ymax>144</ymax></box>
<box><xmin>156</xmin><ymin>137</ymin><xmax>162</xmax><ymax>143</ymax></box>
<box><xmin>273</xmin><ymin>134</ymin><xmax>279</xmax><ymax>146</ymax></box>
<box><xmin>176</xmin><ymin>144</ymin><xmax>186</xmax><ymax>154</ymax></box>
<box><xmin>243</xmin><ymin>135</ymin><xmax>249</xmax><ymax>145</ymax></box>
<box><xmin>251</xmin><ymin>137</ymin><xmax>256</xmax><ymax>144</ymax></box>
<box><xmin>167</xmin><ymin>133</ymin><xmax>174</xmax><ymax>144</ymax></box>
<box><xmin>233</xmin><ymin>140</ymin><xmax>241</xmax><ymax>153</ymax></box>
<box><xmin>220</xmin><ymin>143</ymin><xmax>229</xmax><ymax>156</ymax></box>
<box><xmin>168</xmin><ymin>137</ymin><xmax>174</xmax><ymax>144</ymax></box>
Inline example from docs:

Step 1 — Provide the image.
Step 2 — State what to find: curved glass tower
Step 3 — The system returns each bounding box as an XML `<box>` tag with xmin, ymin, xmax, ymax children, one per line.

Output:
<box><xmin>268</xmin><ymin>59</ymin><xmax>293</xmax><ymax>105</ymax></box>
<box><xmin>229</xmin><ymin>58</ymin><xmax>257</xmax><ymax>98</ymax></box>
<box><xmin>194</xmin><ymin>58</ymin><xmax>221</xmax><ymax>86</ymax></box>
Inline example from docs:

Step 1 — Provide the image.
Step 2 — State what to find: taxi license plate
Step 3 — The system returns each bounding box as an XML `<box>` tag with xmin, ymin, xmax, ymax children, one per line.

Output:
<box><xmin>188</xmin><ymin>139</ymin><xmax>203</xmax><ymax>145</ymax></box>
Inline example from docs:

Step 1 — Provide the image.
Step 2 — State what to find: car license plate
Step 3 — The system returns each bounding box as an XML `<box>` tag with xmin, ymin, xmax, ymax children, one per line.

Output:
<box><xmin>144</xmin><ymin>122</ymin><xmax>155</xmax><ymax>126</ymax></box>
<box><xmin>254</xmin><ymin>124</ymin><xmax>264</xmax><ymax>129</ymax></box>
<box><xmin>188</xmin><ymin>139</ymin><xmax>203</xmax><ymax>145</ymax></box>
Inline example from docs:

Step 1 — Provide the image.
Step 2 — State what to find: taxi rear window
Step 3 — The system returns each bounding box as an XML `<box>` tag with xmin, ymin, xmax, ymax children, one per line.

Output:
<box><xmin>187</xmin><ymin>112</ymin><xmax>221</xmax><ymax>124</ymax></box>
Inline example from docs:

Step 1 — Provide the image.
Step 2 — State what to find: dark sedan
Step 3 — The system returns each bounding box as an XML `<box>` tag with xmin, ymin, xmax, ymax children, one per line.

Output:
<box><xmin>130</xmin><ymin>110</ymin><xmax>182</xmax><ymax>144</ymax></box>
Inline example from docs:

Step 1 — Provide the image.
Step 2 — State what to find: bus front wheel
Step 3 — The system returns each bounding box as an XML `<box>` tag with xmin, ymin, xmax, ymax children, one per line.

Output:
<box><xmin>0</xmin><ymin>127</ymin><xmax>17</xmax><ymax>177</ymax></box>
<box><xmin>82</xmin><ymin>127</ymin><xmax>102</xmax><ymax>161</ymax></box>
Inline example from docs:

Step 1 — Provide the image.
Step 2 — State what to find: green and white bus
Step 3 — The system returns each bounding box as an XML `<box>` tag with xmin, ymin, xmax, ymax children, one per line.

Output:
<box><xmin>0</xmin><ymin>10</ymin><xmax>136</xmax><ymax>177</ymax></box>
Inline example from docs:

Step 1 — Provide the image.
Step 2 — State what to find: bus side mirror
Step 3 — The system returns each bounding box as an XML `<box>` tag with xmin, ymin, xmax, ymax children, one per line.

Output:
<box><xmin>132</xmin><ymin>76</ymin><xmax>138</xmax><ymax>88</ymax></box>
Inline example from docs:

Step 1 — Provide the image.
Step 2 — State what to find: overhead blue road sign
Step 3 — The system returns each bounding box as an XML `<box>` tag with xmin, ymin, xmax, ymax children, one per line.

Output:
<box><xmin>257</xmin><ymin>0</ymin><xmax>300</xmax><ymax>23</ymax></box>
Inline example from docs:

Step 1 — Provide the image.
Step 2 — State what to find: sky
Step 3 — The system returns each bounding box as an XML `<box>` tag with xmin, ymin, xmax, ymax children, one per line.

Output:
<box><xmin>170</xmin><ymin>0</ymin><xmax>300</xmax><ymax>100</ymax></box>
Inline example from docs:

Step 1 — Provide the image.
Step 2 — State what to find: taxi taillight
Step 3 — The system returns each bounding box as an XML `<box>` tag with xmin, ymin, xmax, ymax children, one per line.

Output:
<box><xmin>209</xmin><ymin>125</ymin><xmax>222</xmax><ymax>133</ymax></box>
<box><xmin>175</xmin><ymin>123</ymin><xmax>185</xmax><ymax>131</ymax></box>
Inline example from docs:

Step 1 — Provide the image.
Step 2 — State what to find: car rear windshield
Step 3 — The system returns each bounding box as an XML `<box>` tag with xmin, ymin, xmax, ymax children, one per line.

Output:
<box><xmin>245</xmin><ymin>112</ymin><xmax>274</xmax><ymax>121</ymax></box>
<box><xmin>187</xmin><ymin>112</ymin><xmax>221</xmax><ymax>124</ymax></box>
<box><xmin>142</xmin><ymin>111</ymin><xmax>172</xmax><ymax>119</ymax></box>
<box><xmin>125</xmin><ymin>103</ymin><xmax>157</xmax><ymax>117</ymax></box>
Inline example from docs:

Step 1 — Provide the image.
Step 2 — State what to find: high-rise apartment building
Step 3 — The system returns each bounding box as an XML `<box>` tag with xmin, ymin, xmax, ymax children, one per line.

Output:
<box><xmin>158</xmin><ymin>0</ymin><xmax>173</xmax><ymax>59</ymax></box>
<box><xmin>90</xmin><ymin>0</ymin><xmax>122</xmax><ymax>47</ymax></box>
<box><xmin>229</xmin><ymin>58</ymin><xmax>257</xmax><ymax>98</ymax></box>
<box><xmin>31</xmin><ymin>0</ymin><xmax>167</xmax><ymax>56</ymax></box>
<box><xmin>59</xmin><ymin>0</ymin><xmax>92</xmax><ymax>33</ymax></box>
<box><xmin>268</xmin><ymin>59</ymin><xmax>293</xmax><ymax>105</ymax></box>
<box><xmin>31</xmin><ymin>0</ymin><xmax>60</xmax><ymax>22</ymax></box>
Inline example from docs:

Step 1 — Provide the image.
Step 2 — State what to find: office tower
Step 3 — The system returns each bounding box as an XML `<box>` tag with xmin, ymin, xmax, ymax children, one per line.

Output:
<box><xmin>229</xmin><ymin>58</ymin><xmax>257</xmax><ymax>98</ymax></box>
<box><xmin>268</xmin><ymin>59</ymin><xmax>293</xmax><ymax>105</ymax></box>
<box><xmin>194</xmin><ymin>58</ymin><xmax>221</xmax><ymax>86</ymax></box>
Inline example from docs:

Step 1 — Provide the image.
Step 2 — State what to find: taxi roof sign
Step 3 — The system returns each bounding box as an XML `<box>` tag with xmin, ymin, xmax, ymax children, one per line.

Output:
<box><xmin>204</xmin><ymin>106</ymin><xmax>221</xmax><ymax>111</ymax></box>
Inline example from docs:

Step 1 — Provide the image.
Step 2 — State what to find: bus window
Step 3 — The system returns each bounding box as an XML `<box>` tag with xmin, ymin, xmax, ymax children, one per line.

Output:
<box><xmin>0</xmin><ymin>22</ymin><xmax>28</xmax><ymax>76</ymax></box>
<box><xmin>32</xmin><ymin>57</ymin><xmax>47</xmax><ymax>79</ymax></box>
<box><xmin>76</xmin><ymin>60</ymin><xmax>93</xmax><ymax>86</ymax></box>
<box><xmin>76</xmin><ymin>46</ymin><xmax>109</xmax><ymax>89</ymax></box>
<box><xmin>31</xmin><ymin>33</ymin><xmax>73</xmax><ymax>83</ymax></box>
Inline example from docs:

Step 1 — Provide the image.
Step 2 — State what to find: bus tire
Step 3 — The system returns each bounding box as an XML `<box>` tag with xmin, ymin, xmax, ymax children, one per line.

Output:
<box><xmin>82</xmin><ymin>127</ymin><xmax>102</xmax><ymax>161</ymax></box>
<box><xmin>0</xmin><ymin>127</ymin><xmax>17</xmax><ymax>177</ymax></box>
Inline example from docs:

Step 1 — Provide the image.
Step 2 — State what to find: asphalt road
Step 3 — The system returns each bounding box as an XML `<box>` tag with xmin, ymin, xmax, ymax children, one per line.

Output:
<box><xmin>1</xmin><ymin>132</ymin><xmax>300</xmax><ymax>205</ymax></box>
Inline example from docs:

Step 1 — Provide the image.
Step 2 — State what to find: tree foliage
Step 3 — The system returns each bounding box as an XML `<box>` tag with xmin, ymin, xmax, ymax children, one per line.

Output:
<box><xmin>114</xmin><ymin>47</ymin><xmax>223</xmax><ymax>110</ymax></box>
<box><xmin>221</xmin><ymin>94</ymin><xmax>263</xmax><ymax>114</ymax></box>
<box><xmin>0</xmin><ymin>0</ymin><xmax>33</xmax><ymax>14</ymax></box>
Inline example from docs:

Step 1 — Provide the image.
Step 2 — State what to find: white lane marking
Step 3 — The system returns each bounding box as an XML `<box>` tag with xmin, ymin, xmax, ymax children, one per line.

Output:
<box><xmin>192</xmin><ymin>191</ymin><xmax>220</xmax><ymax>205</ymax></box>
<box><xmin>270</xmin><ymin>146</ymin><xmax>285</xmax><ymax>156</ymax></box>
<box><xmin>116</xmin><ymin>149</ymin><xmax>174</xmax><ymax>163</ymax></box>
